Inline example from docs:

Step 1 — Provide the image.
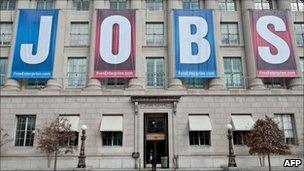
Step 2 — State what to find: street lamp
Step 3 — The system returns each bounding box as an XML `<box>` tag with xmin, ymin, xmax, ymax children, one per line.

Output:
<box><xmin>227</xmin><ymin>124</ymin><xmax>237</xmax><ymax>167</ymax></box>
<box><xmin>77</xmin><ymin>125</ymin><xmax>87</xmax><ymax>168</ymax></box>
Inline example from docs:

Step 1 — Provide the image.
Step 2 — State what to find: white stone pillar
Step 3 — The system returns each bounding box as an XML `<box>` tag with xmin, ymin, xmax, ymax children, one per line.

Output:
<box><xmin>240</xmin><ymin>0</ymin><xmax>266</xmax><ymax>89</ymax></box>
<box><xmin>277</xmin><ymin>0</ymin><xmax>303</xmax><ymax>89</ymax></box>
<box><xmin>85</xmin><ymin>0</ymin><xmax>104</xmax><ymax>90</ymax></box>
<box><xmin>128</xmin><ymin>0</ymin><xmax>144</xmax><ymax>90</ymax></box>
<box><xmin>167</xmin><ymin>0</ymin><xmax>184</xmax><ymax>89</ymax></box>
<box><xmin>205</xmin><ymin>0</ymin><xmax>226</xmax><ymax>90</ymax></box>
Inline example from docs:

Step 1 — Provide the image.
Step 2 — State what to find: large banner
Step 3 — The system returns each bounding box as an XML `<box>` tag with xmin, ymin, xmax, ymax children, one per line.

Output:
<box><xmin>250</xmin><ymin>10</ymin><xmax>297</xmax><ymax>77</ymax></box>
<box><xmin>174</xmin><ymin>10</ymin><xmax>217</xmax><ymax>78</ymax></box>
<box><xmin>94</xmin><ymin>10</ymin><xmax>136</xmax><ymax>78</ymax></box>
<box><xmin>11</xmin><ymin>9</ymin><xmax>59</xmax><ymax>78</ymax></box>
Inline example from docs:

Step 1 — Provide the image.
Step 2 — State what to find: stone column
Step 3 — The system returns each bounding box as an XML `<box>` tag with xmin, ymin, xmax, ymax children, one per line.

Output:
<box><xmin>240</xmin><ymin>0</ymin><xmax>265</xmax><ymax>89</ymax></box>
<box><xmin>167</xmin><ymin>0</ymin><xmax>184</xmax><ymax>90</ymax></box>
<box><xmin>205</xmin><ymin>0</ymin><xmax>226</xmax><ymax>90</ymax></box>
<box><xmin>277</xmin><ymin>0</ymin><xmax>303</xmax><ymax>89</ymax></box>
<box><xmin>128</xmin><ymin>0</ymin><xmax>144</xmax><ymax>90</ymax></box>
<box><xmin>85</xmin><ymin>0</ymin><xmax>104</xmax><ymax>90</ymax></box>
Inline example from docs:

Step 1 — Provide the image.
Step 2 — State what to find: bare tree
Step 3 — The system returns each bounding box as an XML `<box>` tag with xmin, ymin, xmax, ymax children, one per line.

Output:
<box><xmin>0</xmin><ymin>127</ymin><xmax>12</xmax><ymax>147</ymax></box>
<box><xmin>245</xmin><ymin>116</ymin><xmax>291</xmax><ymax>171</ymax></box>
<box><xmin>36</xmin><ymin>117</ymin><xmax>76</xmax><ymax>171</ymax></box>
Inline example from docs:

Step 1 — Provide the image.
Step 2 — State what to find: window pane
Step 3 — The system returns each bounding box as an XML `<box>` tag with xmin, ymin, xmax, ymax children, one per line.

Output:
<box><xmin>73</xmin><ymin>0</ymin><xmax>90</xmax><ymax>11</ymax></box>
<box><xmin>0</xmin><ymin>22</ymin><xmax>13</xmax><ymax>45</ymax></box>
<box><xmin>1</xmin><ymin>0</ymin><xmax>16</xmax><ymax>10</ymax></box>
<box><xmin>274</xmin><ymin>114</ymin><xmax>296</xmax><ymax>144</ymax></box>
<box><xmin>146</xmin><ymin>23</ymin><xmax>164</xmax><ymax>45</ymax></box>
<box><xmin>70</xmin><ymin>22</ymin><xmax>89</xmax><ymax>46</ymax></box>
<box><xmin>26</xmin><ymin>79</ymin><xmax>47</xmax><ymax>89</ymax></box>
<box><xmin>182</xmin><ymin>0</ymin><xmax>199</xmax><ymax>9</ymax></box>
<box><xmin>146</xmin><ymin>58</ymin><xmax>164</xmax><ymax>87</ymax></box>
<box><xmin>15</xmin><ymin>115</ymin><xmax>36</xmax><ymax>146</ymax></box>
<box><xmin>0</xmin><ymin>58</ymin><xmax>7</xmax><ymax>86</ymax></box>
<box><xmin>189</xmin><ymin>131</ymin><xmax>199</xmax><ymax>145</ymax></box>
<box><xmin>223</xmin><ymin>57</ymin><xmax>243</xmax><ymax>88</ymax></box>
<box><xmin>67</xmin><ymin>57</ymin><xmax>87</xmax><ymax>88</ymax></box>
<box><xmin>146</xmin><ymin>0</ymin><xmax>163</xmax><ymax>11</ymax></box>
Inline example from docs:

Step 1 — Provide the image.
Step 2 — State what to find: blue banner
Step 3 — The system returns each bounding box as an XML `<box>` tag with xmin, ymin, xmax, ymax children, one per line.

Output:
<box><xmin>11</xmin><ymin>9</ymin><xmax>59</xmax><ymax>78</ymax></box>
<box><xmin>174</xmin><ymin>10</ymin><xmax>217</xmax><ymax>78</ymax></box>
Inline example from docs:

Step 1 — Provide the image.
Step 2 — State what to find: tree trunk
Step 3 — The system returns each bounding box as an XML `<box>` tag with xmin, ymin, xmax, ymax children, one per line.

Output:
<box><xmin>54</xmin><ymin>150</ymin><xmax>58</xmax><ymax>171</ymax></box>
<box><xmin>47</xmin><ymin>154</ymin><xmax>51</xmax><ymax>168</ymax></box>
<box><xmin>267</xmin><ymin>153</ymin><xmax>271</xmax><ymax>171</ymax></box>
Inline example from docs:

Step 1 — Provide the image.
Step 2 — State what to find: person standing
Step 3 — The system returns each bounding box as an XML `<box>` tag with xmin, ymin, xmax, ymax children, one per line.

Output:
<box><xmin>149</xmin><ymin>150</ymin><xmax>157</xmax><ymax>171</ymax></box>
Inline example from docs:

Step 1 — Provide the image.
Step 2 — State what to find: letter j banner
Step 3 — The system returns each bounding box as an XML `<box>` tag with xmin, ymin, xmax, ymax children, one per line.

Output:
<box><xmin>174</xmin><ymin>10</ymin><xmax>217</xmax><ymax>78</ymax></box>
<box><xmin>11</xmin><ymin>9</ymin><xmax>59</xmax><ymax>78</ymax></box>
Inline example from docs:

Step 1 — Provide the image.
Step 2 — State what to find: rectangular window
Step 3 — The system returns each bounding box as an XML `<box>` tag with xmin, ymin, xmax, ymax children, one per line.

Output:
<box><xmin>26</xmin><ymin>79</ymin><xmax>47</xmax><ymax>89</ymax></box>
<box><xmin>102</xmin><ymin>132</ymin><xmax>123</xmax><ymax>146</ymax></box>
<box><xmin>0</xmin><ymin>58</ymin><xmax>8</xmax><ymax>87</ymax></box>
<box><xmin>233</xmin><ymin>131</ymin><xmax>250</xmax><ymax>145</ymax></box>
<box><xmin>67</xmin><ymin>57</ymin><xmax>87</xmax><ymax>88</ymax></box>
<box><xmin>110</xmin><ymin>0</ymin><xmax>128</xmax><ymax>9</ymax></box>
<box><xmin>274</xmin><ymin>114</ymin><xmax>297</xmax><ymax>145</ymax></box>
<box><xmin>0</xmin><ymin>0</ymin><xmax>16</xmax><ymax>10</ymax></box>
<box><xmin>223</xmin><ymin>57</ymin><xmax>244</xmax><ymax>88</ymax></box>
<box><xmin>189</xmin><ymin>131</ymin><xmax>210</xmax><ymax>145</ymax></box>
<box><xmin>70</xmin><ymin>22</ymin><xmax>89</xmax><ymax>46</ymax></box>
<box><xmin>294</xmin><ymin>23</ymin><xmax>304</xmax><ymax>46</ymax></box>
<box><xmin>221</xmin><ymin>23</ymin><xmax>239</xmax><ymax>45</ymax></box>
<box><xmin>146</xmin><ymin>58</ymin><xmax>165</xmax><ymax>87</ymax></box>
<box><xmin>182</xmin><ymin>78</ymin><xmax>205</xmax><ymax>89</ymax></box>
<box><xmin>182</xmin><ymin>0</ymin><xmax>199</xmax><ymax>9</ymax></box>
<box><xmin>263</xmin><ymin>78</ymin><xmax>286</xmax><ymax>88</ymax></box>
<box><xmin>254</xmin><ymin>0</ymin><xmax>271</xmax><ymax>9</ymax></box>
<box><xmin>146</xmin><ymin>0</ymin><xmax>163</xmax><ymax>11</ymax></box>
<box><xmin>36</xmin><ymin>0</ymin><xmax>54</xmax><ymax>9</ymax></box>
<box><xmin>106</xmin><ymin>78</ymin><xmax>127</xmax><ymax>88</ymax></box>
<box><xmin>0</xmin><ymin>22</ymin><xmax>13</xmax><ymax>45</ymax></box>
<box><xmin>219</xmin><ymin>0</ymin><xmax>236</xmax><ymax>11</ymax></box>
<box><xmin>291</xmin><ymin>0</ymin><xmax>304</xmax><ymax>11</ymax></box>
<box><xmin>59</xmin><ymin>115</ymin><xmax>79</xmax><ymax>146</ymax></box>
<box><xmin>73</xmin><ymin>0</ymin><xmax>90</xmax><ymax>11</ymax></box>
<box><xmin>300</xmin><ymin>57</ymin><xmax>304</xmax><ymax>78</ymax></box>
<box><xmin>15</xmin><ymin>115</ymin><xmax>36</xmax><ymax>146</ymax></box>
<box><xmin>146</xmin><ymin>23</ymin><xmax>164</xmax><ymax>46</ymax></box>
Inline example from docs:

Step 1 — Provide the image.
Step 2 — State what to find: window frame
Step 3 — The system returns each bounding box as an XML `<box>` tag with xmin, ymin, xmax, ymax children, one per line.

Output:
<box><xmin>221</xmin><ymin>22</ymin><xmax>240</xmax><ymax>45</ymax></box>
<box><xmin>103</xmin><ymin>78</ymin><xmax>128</xmax><ymax>89</ymax></box>
<box><xmin>232</xmin><ymin>130</ymin><xmax>250</xmax><ymax>145</ymax></box>
<box><xmin>263</xmin><ymin>78</ymin><xmax>286</xmax><ymax>89</ymax></box>
<box><xmin>218</xmin><ymin>0</ymin><xmax>236</xmax><ymax>11</ymax></box>
<box><xmin>102</xmin><ymin>131</ymin><xmax>123</xmax><ymax>146</ymax></box>
<box><xmin>67</xmin><ymin>57</ymin><xmax>87</xmax><ymax>89</ymax></box>
<box><xmin>223</xmin><ymin>57</ymin><xmax>244</xmax><ymax>88</ymax></box>
<box><xmin>110</xmin><ymin>0</ymin><xmax>128</xmax><ymax>9</ymax></box>
<box><xmin>182</xmin><ymin>0</ymin><xmax>200</xmax><ymax>9</ymax></box>
<box><xmin>36</xmin><ymin>0</ymin><xmax>54</xmax><ymax>9</ymax></box>
<box><xmin>189</xmin><ymin>131</ymin><xmax>211</xmax><ymax>146</ymax></box>
<box><xmin>26</xmin><ymin>79</ymin><xmax>48</xmax><ymax>89</ymax></box>
<box><xmin>0</xmin><ymin>57</ymin><xmax>8</xmax><ymax>87</ymax></box>
<box><xmin>290</xmin><ymin>0</ymin><xmax>304</xmax><ymax>11</ymax></box>
<box><xmin>72</xmin><ymin>0</ymin><xmax>90</xmax><ymax>11</ymax></box>
<box><xmin>15</xmin><ymin>115</ymin><xmax>36</xmax><ymax>147</ymax></box>
<box><xmin>294</xmin><ymin>23</ymin><xmax>304</xmax><ymax>46</ymax></box>
<box><xmin>0</xmin><ymin>22</ymin><xmax>13</xmax><ymax>45</ymax></box>
<box><xmin>146</xmin><ymin>22</ymin><xmax>164</xmax><ymax>46</ymax></box>
<box><xmin>300</xmin><ymin>57</ymin><xmax>304</xmax><ymax>78</ymax></box>
<box><xmin>254</xmin><ymin>0</ymin><xmax>271</xmax><ymax>10</ymax></box>
<box><xmin>70</xmin><ymin>22</ymin><xmax>90</xmax><ymax>46</ymax></box>
<box><xmin>0</xmin><ymin>0</ymin><xmax>16</xmax><ymax>11</ymax></box>
<box><xmin>146</xmin><ymin>0</ymin><xmax>163</xmax><ymax>11</ymax></box>
<box><xmin>182</xmin><ymin>78</ymin><xmax>206</xmax><ymax>89</ymax></box>
<box><xmin>274</xmin><ymin>114</ymin><xmax>298</xmax><ymax>145</ymax></box>
<box><xmin>146</xmin><ymin>57</ymin><xmax>165</xmax><ymax>88</ymax></box>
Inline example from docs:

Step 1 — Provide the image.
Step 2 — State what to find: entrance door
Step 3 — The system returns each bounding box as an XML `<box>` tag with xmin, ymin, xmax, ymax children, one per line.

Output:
<box><xmin>144</xmin><ymin>113</ymin><xmax>168</xmax><ymax>168</ymax></box>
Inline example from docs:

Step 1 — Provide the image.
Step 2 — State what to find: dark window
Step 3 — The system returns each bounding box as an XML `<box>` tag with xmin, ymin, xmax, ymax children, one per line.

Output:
<box><xmin>26</xmin><ymin>79</ymin><xmax>47</xmax><ymax>89</ymax></box>
<box><xmin>275</xmin><ymin>114</ymin><xmax>297</xmax><ymax>145</ymax></box>
<box><xmin>15</xmin><ymin>115</ymin><xmax>36</xmax><ymax>146</ymax></box>
<box><xmin>102</xmin><ymin>132</ymin><xmax>123</xmax><ymax>146</ymax></box>
<box><xmin>59</xmin><ymin>131</ymin><xmax>79</xmax><ymax>146</ymax></box>
<box><xmin>106</xmin><ymin>78</ymin><xmax>127</xmax><ymax>89</ymax></box>
<box><xmin>232</xmin><ymin>131</ymin><xmax>250</xmax><ymax>145</ymax></box>
<box><xmin>189</xmin><ymin>131</ymin><xmax>210</xmax><ymax>145</ymax></box>
<box><xmin>263</xmin><ymin>78</ymin><xmax>286</xmax><ymax>88</ymax></box>
<box><xmin>182</xmin><ymin>78</ymin><xmax>206</xmax><ymax>89</ymax></box>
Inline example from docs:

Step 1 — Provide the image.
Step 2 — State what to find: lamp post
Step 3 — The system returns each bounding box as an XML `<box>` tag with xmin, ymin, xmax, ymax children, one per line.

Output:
<box><xmin>77</xmin><ymin>125</ymin><xmax>87</xmax><ymax>168</ymax></box>
<box><xmin>227</xmin><ymin>124</ymin><xmax>237</xmax><ymax>167</ymax></box>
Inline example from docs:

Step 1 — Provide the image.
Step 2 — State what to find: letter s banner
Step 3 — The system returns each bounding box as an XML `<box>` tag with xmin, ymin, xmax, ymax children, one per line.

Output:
<box><xmin>11</xmin><ymin>9</ymin><xmax>59</xmax><ymax>78</ymax></box>
<box><xmin>250</xmin><ymin>10</ymin><xmax>298</xmax><ymax>77</ymax></box>
<box><xmin>94</xmin><ymin>10</ymin><xmax>136</xmax><ymax>78</ymax></box>
<box><xmin>174</xmin><ymin>10</ymin><xmax>217</xmax><ymax>78</ymax></box>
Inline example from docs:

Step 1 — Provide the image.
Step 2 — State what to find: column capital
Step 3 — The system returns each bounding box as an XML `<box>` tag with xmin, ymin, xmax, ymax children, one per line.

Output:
<box><xmin>85</xmin><ymin>78</ymin><xmax>102</xmax><ymax>90</ymax></box>
<box><xmin>2</xmin><ymin>79</ymin><xmax>21</xmax><ymax>91</ymax></box>
<box><xmin>168</xmin><ymin>79</ymin><xmax>185</xmax><ymax>90</ymax></box>
<box><xmin>43</xmin><ymin>78</ymin><xmax>62</xmax><ymax>91</ymax></box>
<box><xmin>127</xmin><ymin>78</ymin><xmax>144</xmax><ymax>90</ymax></box>
<box><xmin>288</xmin><ymin>78</ymin><xmax>304</xmax><ymax>90</ymax></box>
<box><xmin>209</xmin><ymin>78</ymin><xmax>226</xmax><ymax>90</ymax></box>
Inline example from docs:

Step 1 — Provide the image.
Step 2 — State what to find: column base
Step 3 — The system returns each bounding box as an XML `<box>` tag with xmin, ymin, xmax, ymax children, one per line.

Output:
<box><xmin>85</xmin><ymin>78</ymin><xmax>102</xmax><ymax>90</ymax></box>
<box><xmin>209</xmin><ymin>78</ymin><xmax>225</xmax><ymax>90</ymax></box>
<box><xmin>2</xmin><ymin>79</ymin><xmax>20</xmax><ymax>91</ymax></box>
<box><xmin>127</xmin><ymin>78</ymin><xmax>143</xmax><ymax>90</ymax></box>
<box><xmin>168</xmin><ymin>79</ymin><xmax>185</xmax><ymax>90</ymax></box>
<box><xmin>288</xmin><ymin>78</ymin><xmax>303</xmax><ymax>90</ymax></box>
<box><xmin>43</xmin><ymin>79</ymin><xmax>62</xmax><ymax>91</ymax></box>
<box><xmin>248</xmin><ymin>78</ymin><xmax>266</xmax><ymax>90</ymax></box>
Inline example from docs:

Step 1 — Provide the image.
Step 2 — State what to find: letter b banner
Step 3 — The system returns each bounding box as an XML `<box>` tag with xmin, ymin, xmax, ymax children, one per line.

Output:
<box><xmin>11</xmin><ymin>9</ymin><xmax>59</xmax><ymax>78</ymax></box>
<box><xmin>174</xmin><ymin>10</ymin><xmax>217</xmax><ymax>78</ymax></box>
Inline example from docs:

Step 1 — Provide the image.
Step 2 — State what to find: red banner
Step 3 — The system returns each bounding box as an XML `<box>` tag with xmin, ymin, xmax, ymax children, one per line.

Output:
<box><xmin>250</xmin><ymin>10</ymin><xmax>298</xmax><ymax>78</ymax></box>
<box><xmin>94</xmin><ymin>10</ymin><xmax>136</xmax><ymax>78</ymax></box>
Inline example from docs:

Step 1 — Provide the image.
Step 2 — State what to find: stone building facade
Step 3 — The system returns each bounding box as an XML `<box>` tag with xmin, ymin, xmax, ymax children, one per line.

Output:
<box><xmin>0</xmin><ymin>0</ymin><xmax>303</xmax><ymax>170</ymax></box>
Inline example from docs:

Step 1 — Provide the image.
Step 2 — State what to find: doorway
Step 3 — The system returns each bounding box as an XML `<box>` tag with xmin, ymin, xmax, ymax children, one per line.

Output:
<box><xmin>144</xmin><ymin>113</ymin><xmax>168</xmax><ymax>168</ymax></box>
